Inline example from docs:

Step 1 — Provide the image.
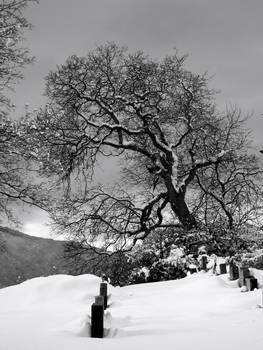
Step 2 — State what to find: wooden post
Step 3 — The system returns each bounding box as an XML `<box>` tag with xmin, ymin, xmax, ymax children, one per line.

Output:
<box><xmin>100</xmin><ymin>282</ymin><xmax>108</xmax><ymax>309</ymax></box>
<box><xmin>91</xmin><ymin>303</ymin><xmax>104</xmax><ymax>338</ymax></box>
<box><xmin>229</xmin><ymin>261</ymin><xmax>239</xmax><ymax>280</ymax></box>
<box><xmin>219</xmin><ymin>263</ymin><xmax>227</xmax><ymax>274</ymax></box>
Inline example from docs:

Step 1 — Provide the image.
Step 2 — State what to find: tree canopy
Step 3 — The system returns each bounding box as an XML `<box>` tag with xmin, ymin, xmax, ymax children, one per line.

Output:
<box><xmin>26</xmin><ymin>43</ymin><xmax>263</xmax><ymax>251</ymax></box>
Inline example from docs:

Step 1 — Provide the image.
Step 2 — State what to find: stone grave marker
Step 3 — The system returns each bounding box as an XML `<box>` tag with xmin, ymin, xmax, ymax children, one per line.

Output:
<box><xmin>91</xmin><ymin>302</ymin><xmax>104</xmax><ymax>338</ymax></box>
<box><xmin>229</xmin><ymin>261</ymin><xmax>239</xmax><ymax>280</ymax></box>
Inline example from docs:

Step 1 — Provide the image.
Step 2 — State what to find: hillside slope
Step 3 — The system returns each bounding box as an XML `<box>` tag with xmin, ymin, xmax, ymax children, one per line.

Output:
<box><xmin>0</xmin><ymin>226</ymin><xmax>78</xmax><ymax>288</ymax></box>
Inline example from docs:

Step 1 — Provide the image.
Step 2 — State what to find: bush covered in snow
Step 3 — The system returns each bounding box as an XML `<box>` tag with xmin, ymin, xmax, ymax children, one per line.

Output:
<box><xmin>175</xmin><ymin>226</ymin><xmax>253</xmax><ymax>257</ymax></box>
<box><xmin>126</xmin><ymin>225</ymin><xmax>259</xmax><ymax>284</ymax></box>
<box><xmin>127</xmin><ymin>232</ymin><xmax>191</xmax><ymax>284</ymax></box>
<box><xmin>235</xmin><ymin>249</ymin><xmax>263</xmax><ymax>269</ymax></box>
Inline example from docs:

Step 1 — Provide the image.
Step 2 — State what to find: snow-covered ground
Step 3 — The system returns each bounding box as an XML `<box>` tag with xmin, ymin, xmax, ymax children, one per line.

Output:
<box><xmin>1</xmin><ymin>271</ymin><xmax>263</xmax><ymax>350</ymax></box>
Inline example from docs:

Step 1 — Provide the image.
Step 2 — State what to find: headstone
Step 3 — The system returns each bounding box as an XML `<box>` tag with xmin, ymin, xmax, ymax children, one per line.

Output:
<box><xmin>245</xmin><ymin>277</ymin><xmax>258</xmax><ymax>291</ymax></box>
<box><xmin>91</xmin><ymin>303</ymin><xmax>104</xmax><ymax>338</ymax></box>
<box><xmin>200</xmin><ymin>256</ymin><xmax>208</xmax><ymax>271</ymax></box>
<box><xmin>100</xmin><ymin>282</ymin><xmax>108</xmax><ymax>309</ymax></box>
<box><xmin>219</xmin><ymin>263</ymin><xmax>227</xmax><ymax>274</ymax></box>
<box><xmin>229</xmin><ymin>261</ymin><xmax>239</xmax><ymax>280</ymax></box>
<box><xmin>238</xmin><ymin>267</ymin><xmax>250</xmax><ymax>287</ymax></box>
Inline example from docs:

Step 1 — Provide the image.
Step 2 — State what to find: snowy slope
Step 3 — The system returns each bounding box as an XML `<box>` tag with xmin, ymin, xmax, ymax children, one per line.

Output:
<box><xmin>0</xmin><ymin>272</ymin><xmax>263</xmax><ymax>350</ymax></box>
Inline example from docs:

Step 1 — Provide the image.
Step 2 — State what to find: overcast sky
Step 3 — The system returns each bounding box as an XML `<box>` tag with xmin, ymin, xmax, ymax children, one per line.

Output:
<box><xmin>10</xmin><ymin>0</ymin><xmax>263</xmax><ymax>238</ymax></box>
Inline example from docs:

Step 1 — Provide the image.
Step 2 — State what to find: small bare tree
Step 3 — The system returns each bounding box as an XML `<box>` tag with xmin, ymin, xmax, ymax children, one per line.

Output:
<box><xmin>28</xmin><ymin>43</ymin><xmax>263</xmax><ymax>251</ymax></box>
<box><xmin>0</xmin><ymin>0</ymin><xmax>38</xmax><ymax>221</ymax></box>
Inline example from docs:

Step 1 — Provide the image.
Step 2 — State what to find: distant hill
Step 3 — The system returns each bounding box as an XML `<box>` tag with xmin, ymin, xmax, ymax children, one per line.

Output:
<box><xmin>0</xmin><ymin>226</ymin><xmax>93</xmax><ymax>288</ymax></box>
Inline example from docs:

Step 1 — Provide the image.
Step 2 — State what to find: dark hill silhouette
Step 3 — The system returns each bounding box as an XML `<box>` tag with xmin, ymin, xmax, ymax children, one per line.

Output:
<box><xmin>0</xmin><ymin>226</ymin><xmax>91</xmax><ymax>288</ymax></box>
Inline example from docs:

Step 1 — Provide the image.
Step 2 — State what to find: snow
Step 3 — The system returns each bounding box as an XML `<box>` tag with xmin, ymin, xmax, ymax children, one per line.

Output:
<box><xmin>1</xmin><ymin>271</ymin><xmax>263</xmax><ymax>349</ymax></box>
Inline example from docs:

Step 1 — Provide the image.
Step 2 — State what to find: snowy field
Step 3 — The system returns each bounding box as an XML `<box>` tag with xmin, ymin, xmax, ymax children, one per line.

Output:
<box><xmin>1</xmin><ymin>271</ymin><xmax>263</xmax><ymax>350</ymax></box>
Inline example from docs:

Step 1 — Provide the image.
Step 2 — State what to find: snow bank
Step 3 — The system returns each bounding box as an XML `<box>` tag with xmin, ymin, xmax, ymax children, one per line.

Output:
<box><xmin>0</xmin><ymin>274</ymin><xmax>102</xmax><ymax>310</ymax></box>
<box><xmin>0</xmin><ymin>272</ymin><xmax>263</xmax><ymax>350</ymax></box>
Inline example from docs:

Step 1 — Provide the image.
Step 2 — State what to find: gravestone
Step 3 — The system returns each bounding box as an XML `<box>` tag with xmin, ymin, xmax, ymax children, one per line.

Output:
<box><xmin>229</xmin><ymin>261</ymin><xmax>239</xmax><ymax>280</ymax></box>
<box><xmin>100</xmin><ymin>282</ymin><xmax>108</xmax><ymax>309</ymax></box>
<box><xmin>200</xmin><ymin>256</ymin><xmax>208</xmax><ymax>271</ymax></box>
<box><xmin>245</xmin><ymin>277</ymin><xmax>258</xmax><ymax>291</ymax></box>
<box><xmin>189</xmin><ymin>267</ymin><xmax>197</xmax><ymax>274</ymax></box>
<box><xmin>91</xmin><ymin>303</ymin><xmax>104</xmax><ymax>338</ymax></box>
<box><xmin>238</xmin><ymin>267</ymin><xmax>250</xmax><ymax>287</ymax></box>
<box><xmin>219</xmin><ymin>263</ymin><xmax>227</xmax><ymax>274</ymax></box>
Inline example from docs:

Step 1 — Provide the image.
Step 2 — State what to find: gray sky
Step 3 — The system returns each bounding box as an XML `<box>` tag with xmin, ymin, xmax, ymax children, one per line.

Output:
<box><xmin>10</xmin><ymin>0</ymin><xmax>263</xmax><ymax>237</ymax></box>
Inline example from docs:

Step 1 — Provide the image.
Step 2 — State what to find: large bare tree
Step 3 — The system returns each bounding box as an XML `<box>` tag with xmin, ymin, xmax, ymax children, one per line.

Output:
<box><xmin>28</xmin><ymin>43</ymin><xmax>263</xmax><ymax>251</ymax></box>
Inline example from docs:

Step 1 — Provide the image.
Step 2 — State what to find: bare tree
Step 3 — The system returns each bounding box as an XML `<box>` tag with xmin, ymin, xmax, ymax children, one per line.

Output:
<box><xmin>28</xmin><ymin>43</ymin><xmax>263</xmax><ymax>251</ymax></box>
<box><xmin>0</xmin><ymin>0</ymin><xmax>36</xmax><ymax>110</ymax></box>
<box><xmin>0</xmin><ymin>0</ymin><xmax>38</xmax><ymax>221</ymax></box>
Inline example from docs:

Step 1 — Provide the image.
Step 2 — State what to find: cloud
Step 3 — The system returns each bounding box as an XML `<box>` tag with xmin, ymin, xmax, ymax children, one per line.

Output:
<box><xmin>22</xmin><ymin>207</ymin><xmax>52</xmax><ymax>238</ymax></box>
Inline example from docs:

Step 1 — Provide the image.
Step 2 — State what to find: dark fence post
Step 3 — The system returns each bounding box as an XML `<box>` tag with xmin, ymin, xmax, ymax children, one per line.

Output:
<box><xmin>219</xmin><ymin>263</ymin><xmax>227</xmax><ymax>274</ymax></box>
<box><xmin>100</xmin><ymin>282</ymin><xmax>108</xmax><ymax>310</ymax></box>
<box><xmin>229</xmin><ymin>261</ymin><xmax>239</xmax><ymax>280</ymax></box>
<box><xmin>91</xmin><ymin>302</ymin><xmax>104</xmax><ymax>338</ymax></box>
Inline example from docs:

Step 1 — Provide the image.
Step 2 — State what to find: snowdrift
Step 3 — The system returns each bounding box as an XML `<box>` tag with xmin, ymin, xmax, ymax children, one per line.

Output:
<box><xmin>1</xmin><ymin>271</ymin><xmax>263</xmax><ymax>350</ymax></box>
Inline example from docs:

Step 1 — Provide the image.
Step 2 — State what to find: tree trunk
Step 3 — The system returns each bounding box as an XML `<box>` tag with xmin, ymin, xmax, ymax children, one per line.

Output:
<box><xmin>164</xmin><ymin>177</ymin><xmax>197</xmax><ymax>230</ymax></box>
<box><xmin>170</xmin><ymin>197</ymin><xmax>197</xmax><ymax>230</ymax></box>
